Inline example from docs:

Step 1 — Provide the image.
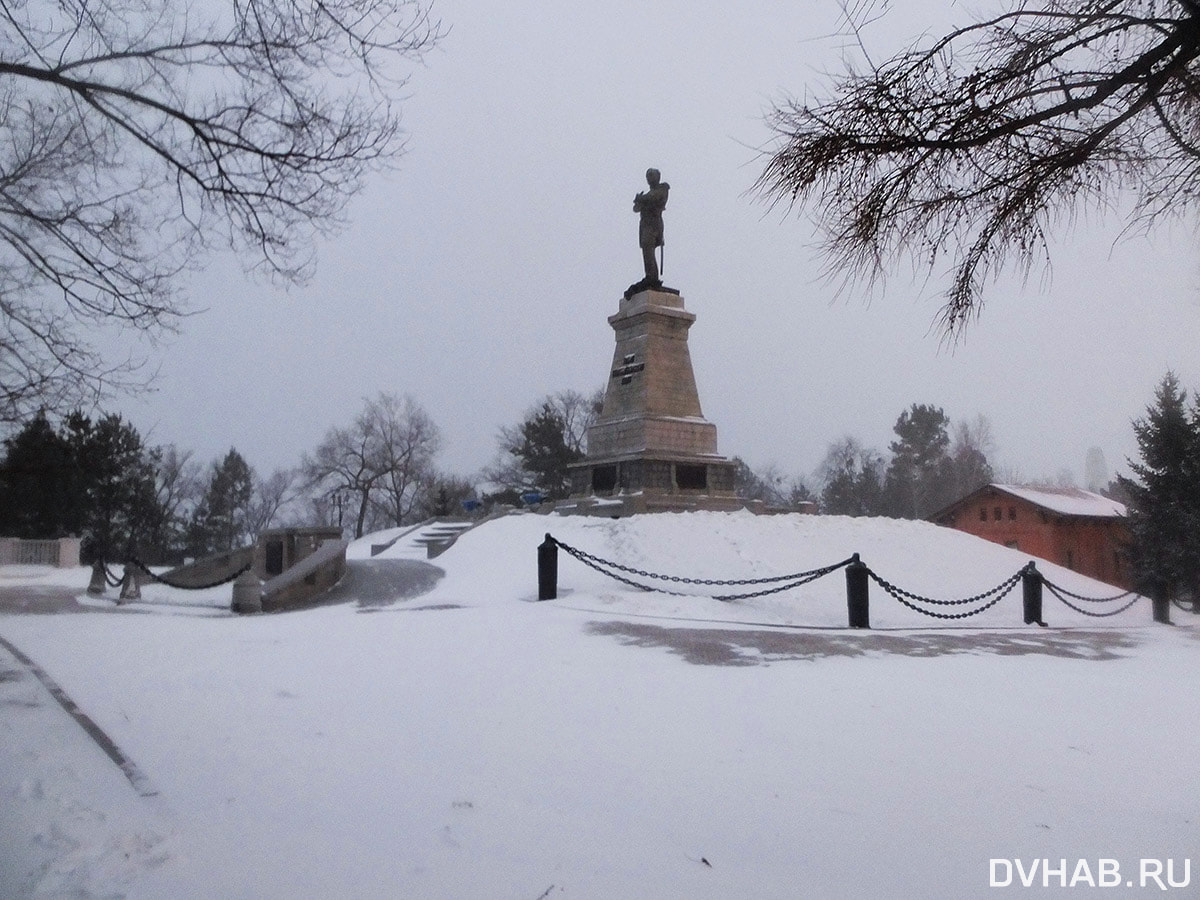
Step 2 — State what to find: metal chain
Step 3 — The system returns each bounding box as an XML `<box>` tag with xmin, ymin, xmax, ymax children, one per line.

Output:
<box><xmin>865</xmin><ymin>567</ymin><xmax>1024</xmax><ymax>607</ymax></box>
<box><xmin>1039</xmin><ymin>579</ymin><xmax>1136</xmax><ymax>604</ymax></box>
<box><xmin>550</xmin><ymin>537</ymin><xmax>852</xmax><ymax>587</ymax></box>
<box><xmin>101</xmin><ymin>562</ymin><xmax>123</xmax><ymax>588</ymax></box>
<box><xmin>873</xmin><ymin>576</ymin><xmax>1018</xmax><ymax>620</ymax></box>
<box><xmin>555</xmin><ymin>541</ymin><xmax>850</xmax><ymax>602</ymax></box>
<box><xmin>714</xmin><ymin>561</ymin><xmax>853</xmax><ymax>602</ymax></box>
<box><xmin>129</xmin><ymin>557</ymin><xmax>253</xmax><ymax>591</ymax></box>
<box><xmin>1044</xmin><ymin>583</ymin><xmax>1142</xmax><ymax>618</ymax></box>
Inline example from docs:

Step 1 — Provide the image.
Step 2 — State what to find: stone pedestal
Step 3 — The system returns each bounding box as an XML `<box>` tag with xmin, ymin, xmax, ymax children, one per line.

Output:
<box><xmin>563</xmin><ymin>289</ymin><xmax>740</xmax><ymax>515</ymax></box>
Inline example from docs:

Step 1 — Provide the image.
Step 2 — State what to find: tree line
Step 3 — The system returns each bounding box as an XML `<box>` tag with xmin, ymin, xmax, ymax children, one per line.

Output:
<box><xmin>3</xmin><ymin>376</ymin><xmax>1196</xmax><ymax>606</ymax></box>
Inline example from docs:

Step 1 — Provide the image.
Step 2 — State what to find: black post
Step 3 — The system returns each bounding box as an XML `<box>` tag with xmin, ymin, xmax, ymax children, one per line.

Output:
<box><xmin>846</xmin><ymin>553</ymin><xmax>869</xmax><ymax>629</ymax></box>
<box><xmin>538</xmin><ymin>533</ymin><xmax>558</xmax><ymax>601</ymax></box>
<box><xmin>1151</xmin><ymin>580</ymin><xmax>1171</xmax><ymax>625</ymax></box>
<box><xmin>1022</xmin><ymin>563</ymin><xmax>1046</xmax><ymax>626</ymax></box>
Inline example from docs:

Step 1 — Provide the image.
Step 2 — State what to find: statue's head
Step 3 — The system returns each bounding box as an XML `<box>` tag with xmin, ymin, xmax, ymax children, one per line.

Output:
<box><xmin>645</xmin><ymin>168</ymin><xmax>660</xmax><ymax>186</ymax></box>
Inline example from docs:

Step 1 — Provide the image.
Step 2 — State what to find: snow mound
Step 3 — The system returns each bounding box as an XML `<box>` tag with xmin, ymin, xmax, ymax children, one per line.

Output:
<box><xmin>419</xmin><ymin>510</ymin><xmax>1145</xmax><ymax>629</ymax></box>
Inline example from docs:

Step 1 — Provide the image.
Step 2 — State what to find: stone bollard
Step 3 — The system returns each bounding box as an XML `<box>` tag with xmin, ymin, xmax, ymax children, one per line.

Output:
<box><xmin>538</xmin><ymin>534</ymin><xmax>558</xmax><ymax>601</ymax></box>
<box><xmin>118</xmin><ymin>565</ymin><xmax>142</xmax><ymax>603</ymax></box>
<box><xmin>87</xmin><ymin>559</ymin><xmax>107</xmax><ymax>595</ymax></box>
<box><xmin>231</xmin><ymin>569</ymin><xmax>263</xmax><ymax>614</ymax></box>
<box><xmin>845</xmin><ymin>554</ymin><xmax>869</xmax><ymax>628</ymax></box>
<box><xmin>1021</xmin><ymin>563</ymin><xmax>1046</xmax><ymax>626</ymax></box>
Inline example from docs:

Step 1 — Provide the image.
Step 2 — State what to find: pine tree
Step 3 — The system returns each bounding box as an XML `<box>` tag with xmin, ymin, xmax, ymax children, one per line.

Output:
<box><xmin>883</xmin><ymin>404</ymin><xmax>953</xmax><ymax>519</ymax></box>
<box><xmin>189</xmin><ymin>449</ymin><xmax>255</xmax><ymax>556</ymax></box>
<box><xmin>510</xmin><ymin>403</ymin><xmax>584</xmax><ymax>500</ymax></box>
<box><xmin>0</xmin><ymin>411</ymin><xmax>79</xmax><ymax>538</ymax></box>
<box><xmin>1118</xmin><ymin>373</ymin><xmax>1200</xmax><ymax>600</ymax></box>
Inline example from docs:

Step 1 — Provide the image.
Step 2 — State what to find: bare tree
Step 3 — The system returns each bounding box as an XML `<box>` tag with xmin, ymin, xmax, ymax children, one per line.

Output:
<box><xmin>757</xmin><ymin>1</ymin><xmax>1200</xmax><ymax>333</ymax></box>
<box><xmin>368</xmin><ymin>394</ymin><xmax>441</xmax><ymax>527</ymax></box>
<box><xmin>0</xmin><ymin>0</ymin><xmax>442</xmax><ymax>421</ymax></box>
<box><xmin>246</xmin><ymin>468</ymin><xmax>297</xmax><ymax>536</ymax></box>
<box><xmin>302</xmin><ymin>392</ymin><xmax>440</xmax><ymax>538</ymax></box>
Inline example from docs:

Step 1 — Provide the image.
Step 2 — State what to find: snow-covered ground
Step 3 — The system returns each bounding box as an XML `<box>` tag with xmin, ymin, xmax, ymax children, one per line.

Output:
<box><xmin>2</xmin><ymin>511</ymin><xmax>1197</xmax><ymax>898</ymax></box>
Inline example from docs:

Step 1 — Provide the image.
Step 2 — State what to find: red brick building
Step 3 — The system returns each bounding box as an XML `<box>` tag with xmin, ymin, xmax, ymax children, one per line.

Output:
<box><xmin>930</xmin><ymin>484</ymin><xmax>1131</xmax><ymax>589</ymax></box>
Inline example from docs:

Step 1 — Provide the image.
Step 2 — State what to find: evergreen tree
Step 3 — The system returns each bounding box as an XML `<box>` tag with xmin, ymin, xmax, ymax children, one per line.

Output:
<box><xmin>189</xmin><ymin>449</ymin><xmax>255</xmax><ymax>555</ymax></box>
<box><xmin>64</xmin><ymin>413</ymin><xmax>161</xmax><ymax>562</ymax></box>
<box><xmin>0</xmin><ymin>411</ymin><xmax>79</xmax><ymax>538</ymax></box>
<box><xmin>487</xmin><ymin>389</ymin><xmax>600</xmax><ymax>502</ymax></box>
<box><xmin>883</xmin><ymin>404</ymin><xmax>953</xmax><ymax>519</ymax></box>
<box><xmin>509</xmin><ymin>403</ymin><xmax>584</xmax><ymax>500</ymax></box>
<box><xmin>1118</xmin><ymin>373</ymin><xmax>1200</xmax><ymax>600</ymax></box>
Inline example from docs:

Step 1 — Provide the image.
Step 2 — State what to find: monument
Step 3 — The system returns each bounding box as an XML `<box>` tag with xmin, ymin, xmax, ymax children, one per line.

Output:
<box><xmin>562</xmin><ymin>170</ymin><xmax>742</xmax><ymax>515</ymax></box>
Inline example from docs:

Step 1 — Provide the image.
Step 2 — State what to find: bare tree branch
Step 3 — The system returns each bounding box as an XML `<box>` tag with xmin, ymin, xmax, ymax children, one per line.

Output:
<box><xmin>0</xmin><ymin>0</ymin><xmax>443</xmax><ymax>421</ymax></box>
<box><xmin>756</xmin><ymin>0</ymin><xmax>1200</xmax><ymax>334</ymax></box>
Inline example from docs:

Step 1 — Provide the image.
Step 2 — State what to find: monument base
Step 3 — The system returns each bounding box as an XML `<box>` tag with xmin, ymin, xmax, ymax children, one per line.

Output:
<box><xmin>559</xmin><ymin>452</ymin><xmax>744</xmax><ymax>517</ymax></box>
<box><xmin>558</xmin><ymin>286</ymin><xmax>751</xmax><ymax>517</ymax></box>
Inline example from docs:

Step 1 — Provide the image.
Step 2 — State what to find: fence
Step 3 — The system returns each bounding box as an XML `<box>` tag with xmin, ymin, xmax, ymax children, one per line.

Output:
<box><xmin>0</xmin><ymin>537</ymin><xmax>81</xmax><ymax>568</ymax></box>
<box><xmin>537</xmin><ymin>533</ymin><xmax>1171</xmax><ymax>627</ymax></box>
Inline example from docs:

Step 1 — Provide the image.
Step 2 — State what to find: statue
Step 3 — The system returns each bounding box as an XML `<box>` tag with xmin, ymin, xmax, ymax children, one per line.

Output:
<box><xmin>633</xmin><ymin>168</ymin><xmax>669</xmax><ymax>286</ymax></box>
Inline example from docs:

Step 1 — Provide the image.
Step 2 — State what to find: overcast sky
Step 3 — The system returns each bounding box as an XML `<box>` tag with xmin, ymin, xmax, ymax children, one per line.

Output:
<box><xmin>107</xmin><ymin>0</ymin><xmax>1200</xmax><ymax>490</ymax></box>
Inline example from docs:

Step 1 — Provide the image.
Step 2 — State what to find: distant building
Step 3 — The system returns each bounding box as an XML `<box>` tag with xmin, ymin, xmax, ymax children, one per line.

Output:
<box><xmin>929</xmin><ymin>484</ymin><xmax>1131</xmax><ymax>589</ymax></box>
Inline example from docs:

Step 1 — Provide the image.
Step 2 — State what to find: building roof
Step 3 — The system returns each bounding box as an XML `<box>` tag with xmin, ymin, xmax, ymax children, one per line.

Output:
<box><xmin>989</xmin><ymin>484</ymin><xmax>1127</xmax><ymax>518</ymax></box>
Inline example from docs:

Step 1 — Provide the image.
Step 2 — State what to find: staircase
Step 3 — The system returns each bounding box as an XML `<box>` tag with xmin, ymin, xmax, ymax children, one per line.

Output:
<box><xmin>370</xmin><ymin>518</ymin><xmax>478</xmax><ymax>560</ymax></box>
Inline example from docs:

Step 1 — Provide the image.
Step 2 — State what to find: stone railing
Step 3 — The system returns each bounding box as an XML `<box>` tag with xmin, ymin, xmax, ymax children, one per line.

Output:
<box><xmin>256</xmin><ymin>539</ymin><xmax>350</xmax><ymax>613</ymax></box>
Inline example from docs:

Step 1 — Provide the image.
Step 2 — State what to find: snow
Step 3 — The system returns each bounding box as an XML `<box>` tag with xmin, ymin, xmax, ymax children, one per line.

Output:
<box><xmin>993</xmin><ymin>484</ymin><xmax>1128</xmax><ymax>519</ymax></box>
<box><xmin>1</xmin><ymin>511</ymin><xmax>1197</xmax><ymax>898</ymax></box>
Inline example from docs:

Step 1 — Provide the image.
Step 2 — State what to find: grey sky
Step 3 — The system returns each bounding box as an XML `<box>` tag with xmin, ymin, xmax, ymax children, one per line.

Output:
<box><xmin>111</xmin><ymin>1</ymin><xmax>1200</xmax><ymax>487</ymax></box>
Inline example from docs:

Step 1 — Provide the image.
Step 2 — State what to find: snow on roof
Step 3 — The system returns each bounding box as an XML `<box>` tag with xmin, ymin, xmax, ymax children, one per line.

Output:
<box><xmin>992</xmin><ymin>483</ymin><xmax>1127</xmax><ymax>518</ymax></box>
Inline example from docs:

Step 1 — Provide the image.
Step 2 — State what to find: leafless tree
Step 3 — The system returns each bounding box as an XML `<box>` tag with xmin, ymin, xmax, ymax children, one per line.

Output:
<box><xmin>757</xmin><ymin>1</ymin><xmax>1200</xmax><ymax>333</ymax></box>
<box><xmin>0</xmin><ymin>0</ymin><xmax>442</xmax><ymax>421</ymax></box>
<box><xmin>302</xmin><ymin>392</ymin><xmax>440</xmax><ymax>538</ymax></box>
<box><xmin>368</xmin><ymin>393</ymin><xmax>441</xmax><ymax>528</ymax></box>
<box><xmin>246</xmin><ymin>467</ymin><xmax>297</xmax><ymax>536</ymax></box>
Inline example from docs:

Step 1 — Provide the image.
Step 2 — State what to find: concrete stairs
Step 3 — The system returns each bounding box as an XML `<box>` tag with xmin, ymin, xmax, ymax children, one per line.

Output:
<box><xmin>369</xmin><ymin>518</ymin><xmax>478</xmax><ymax>560</ymax></box>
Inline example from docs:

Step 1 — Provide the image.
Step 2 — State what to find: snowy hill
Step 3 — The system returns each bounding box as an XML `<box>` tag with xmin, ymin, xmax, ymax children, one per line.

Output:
<box><xmin>0</xmin><ymin>511</ymin><xmax>1196</xmax><ymax>899</ymax></box>
<box><xmin>402</xmin><ymin>510</ymin><xmax>1144</xmax><ymax>630</ymax></box>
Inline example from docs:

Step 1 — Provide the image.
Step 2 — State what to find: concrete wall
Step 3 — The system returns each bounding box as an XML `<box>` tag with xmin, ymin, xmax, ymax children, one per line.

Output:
<box><xmin>0</xmin><ymin>537</ymin><xmax>81</xmax><ymax>567</ymax></box>
<box><xmin>259</xmin><ymin>539</ymin><xmax>349</xmax><ymax>613</ymax></box>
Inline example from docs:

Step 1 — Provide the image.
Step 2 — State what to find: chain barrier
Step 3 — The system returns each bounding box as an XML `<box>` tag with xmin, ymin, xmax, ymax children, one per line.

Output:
<box><xmin>547</xmin><ymin>535</ymin><xmax>1154</xmax><ymax>623</ymax></box>
<box><xmin>551</xmin><ymin>537</ymin><xmax>853</xmax><ymax>602</ymax></box>
<box><xmin>101</xmin><ymin>562</ymin><xmax>123</xmax><ymax>588</ymax></box>
<box><xmin>129</xmin><ymin>557</ymin><xmax>253</xmax><ymax>591</ymax></box>
<box><xmin>551</xmin><ymin>537</ymin><xmax>852</xmax><ymax>587</ymax></box>
<box><xmin>1039</xmin><ymin>580</ymin><xmax>1135</xmax><ymax>604</ymax></box>
<box><xmin>1043</xmin><ymin>582</ymin><xmax>1142</xmax><ymax>618</ymax></box>
<box><xmin>865</xmin><ymin>567</ymin><xmax>1023</xmax><ymax>620</ymax></box>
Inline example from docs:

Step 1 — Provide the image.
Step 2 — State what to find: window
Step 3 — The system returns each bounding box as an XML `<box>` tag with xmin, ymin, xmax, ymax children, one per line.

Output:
<box><xmin>979</xmin><ymin>508</ymin><xmax>987</xmax><ymax>522</ymax></box>
<box><xmin>993</xmin><ymin>507</ymin><xmax>1002</xmax><ymax>521</ymax></box>
<box><xmin>675</xmin><ymin>464</ymin><xmax>708</xmax><ymax>490</ymax></box>
<box><xmin>591</xmin><ymin>465</ymin><xmax>617</xmax><ymax>492</ymax></box>
<box><xmin>1008</xmin><ymin>506</ymin><xmax>1016</xmax><ymax>520</ymax></box>
<box><xmin>1005</xmin><ymin>540</ymin><xmax>1019</xmax><ymax>549</ymax></box>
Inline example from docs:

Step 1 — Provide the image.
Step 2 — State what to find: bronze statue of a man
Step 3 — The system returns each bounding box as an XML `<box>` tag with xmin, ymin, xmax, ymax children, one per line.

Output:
<box><xmin>633</xmin><ymin>168</ymin><xmax>669</xmax><ymax>284</ymax></box>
